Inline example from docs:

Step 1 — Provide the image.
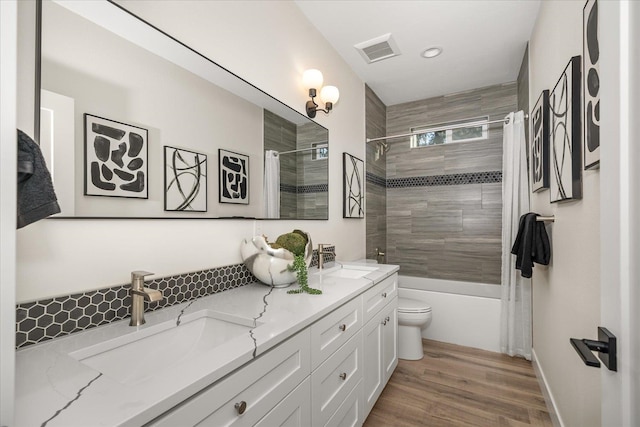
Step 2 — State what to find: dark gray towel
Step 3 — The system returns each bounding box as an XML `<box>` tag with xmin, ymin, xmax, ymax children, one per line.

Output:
<box><xmin>17</xmin><ymin>130</ymin><xmax>61</xmax><ymax>228</ymax></box>
<box><xmin>510</xmin><ymin>212</ymin><xmax>551</xmax><ymax>278</ymax></box>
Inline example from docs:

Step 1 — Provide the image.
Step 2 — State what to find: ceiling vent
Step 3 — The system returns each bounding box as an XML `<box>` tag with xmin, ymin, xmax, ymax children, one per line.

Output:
<box><xmin>354</xmin><ymin>33</ymin><xmax>401</xmax><ymax>64</ymax></box>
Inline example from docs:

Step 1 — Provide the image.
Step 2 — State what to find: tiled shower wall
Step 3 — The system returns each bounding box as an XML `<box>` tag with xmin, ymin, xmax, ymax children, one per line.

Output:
<box><xmin>378</xmin><ymin>82</ymin><xmax>518</xmax><ymax>284</ymax></box>
<box><xmin>264</xmin><ymin>109</ymin><xmax>297</xmax><ymax>219</ymax></box>
<box><xmin>263</xmin><ymin>110</ymin><xmax>328</xmax><ymax>219</ymax></box>
<box><xmin>365</xmin><ymin>85</ymin><xmax>387</xmax><ymax>259</ymax></box>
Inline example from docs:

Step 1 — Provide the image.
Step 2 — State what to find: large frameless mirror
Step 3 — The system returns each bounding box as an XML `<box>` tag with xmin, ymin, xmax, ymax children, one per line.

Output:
<box><xmin>36</xmin><ymin>0</ymin><xmax>328</xmax><ymax>219</ymax></box>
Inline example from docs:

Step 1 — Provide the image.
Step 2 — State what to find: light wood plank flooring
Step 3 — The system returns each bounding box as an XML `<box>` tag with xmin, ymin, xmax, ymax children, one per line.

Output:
<box><xmin>364</xmin><ymin>339</ymin><xmax>553</xmax><ymax>427</ymax></box>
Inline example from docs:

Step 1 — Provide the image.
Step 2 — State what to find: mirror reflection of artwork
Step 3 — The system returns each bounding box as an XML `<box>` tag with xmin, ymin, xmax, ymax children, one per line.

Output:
<box><xmin>84</xmin><ymin>114</ymin><xmax>148</xmax><ymax>198</ymax></box>
<box><xmin>343</xmin><ymin>152</ymin><xmax>364</xmax><ymax>218</ymax></box>
<box><xmin>583</xmin><ymin>0</ymin><xmax>600</xmax><ymax>169</ymax></box>
<box><xmin>531</xmin><ymin>90</ymin><xmax>550</xmax><ymax>193</ymax></box>
<box><xmin>219</xmin><ymin>149</ymin><xmax>249</xmax><ymax>204</ymax></box>
<box><xmin>164</xmin><ymin>146</ymin><xmax>207</xmax><ymax>212</ymax></box>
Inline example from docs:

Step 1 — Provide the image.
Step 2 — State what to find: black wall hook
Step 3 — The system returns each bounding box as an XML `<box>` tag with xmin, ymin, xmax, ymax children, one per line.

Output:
<box><xmin>570</xmin><ymin>327</ymin><xmax>617</xmax><ymax>371</ymax></box>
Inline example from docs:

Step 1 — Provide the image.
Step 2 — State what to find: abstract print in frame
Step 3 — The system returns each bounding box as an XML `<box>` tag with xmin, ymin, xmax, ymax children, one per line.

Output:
<box><xmin>549</xmin><ymin>56</ymin><xmax>582</xmax><ymax>203</ymax></box>
<box><xmin>164</xmin><ymin>146</ymin><xmax>207</xmax><ymax>212</ymax></box>
<box><xmin>531</xmin><ymin>90</ymin><xmax>550</xmax><ymax>192</ymax></box>
<box><xmin>343</xmin><ymin>152</ymin><xmax>364</xmax><ymax>218</ymax></box>
<box><xmin>84</xmin><ymin>114</ymin><xmax>148</xmax><ymax>198</ymax></box>
<box><xmin>583</xmin><ymin>0</ymin><xmax>600</xmax><ymax>169</ymax></box>
<box><xmin>219</xmin><ymin>148</ymin><xmax>249</xmax><ymax>204</ymax></box>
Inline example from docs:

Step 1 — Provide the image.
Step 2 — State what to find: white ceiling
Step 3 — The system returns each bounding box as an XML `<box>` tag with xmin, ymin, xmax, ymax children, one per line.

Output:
<box><xmin>295</xmin><ymin>0</ymin><xmax>541</xmax><ymax>106</ymax></box>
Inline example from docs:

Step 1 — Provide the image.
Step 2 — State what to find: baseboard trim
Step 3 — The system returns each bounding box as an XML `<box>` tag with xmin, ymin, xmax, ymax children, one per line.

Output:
<box><xmin>531</xmin><ymin>348</ymin><xmax>564</xmax><ymax>427</ymax></box>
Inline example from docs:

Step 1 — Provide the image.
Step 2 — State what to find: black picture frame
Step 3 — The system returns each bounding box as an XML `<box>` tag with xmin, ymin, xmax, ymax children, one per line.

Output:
<box><xmin>343</xmin><ymin>152</ymin><xmax>364</xmax><ymax>218</ymax></box>
<box><xmin>549</xmin><ymin>56</ymin><xmax>582</xmax><ymax>203</ymax></box>
<box><xmin>218</xmin><ymin>148</ymin><xmax>249</xmax><ymax>205</ymax></box>
<box><xmin>531</xmin><ymin>90</ymin><xmax>550</xmax><ymax>193</ymax></box>
<box><xmin>84</xmin><ymin>113</ymin><xmax>148</xmax><ymax>199</ymax></box>
<box><xmin>164</xmin><ymin>146</ymin><xmax>207</xmax><ymax>212</ymax></box>
<box><xmin>583</xmin><ymin>0</ymin><xmax>600</xmax><ymax>170</ymax></box>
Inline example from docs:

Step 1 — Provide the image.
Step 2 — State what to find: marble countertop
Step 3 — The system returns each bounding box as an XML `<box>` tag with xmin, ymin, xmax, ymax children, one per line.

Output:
<box><xmin>15</xmin><ymin>262</ymin><xmax>398</xmax><ymax>427</ymax></box>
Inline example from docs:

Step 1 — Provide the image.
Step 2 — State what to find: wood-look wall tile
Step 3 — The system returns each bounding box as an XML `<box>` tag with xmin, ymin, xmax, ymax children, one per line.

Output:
<box><xmin>482</xmin><ymin>183</ymin><xmax>503</xmax><ymax>209</ymax></box>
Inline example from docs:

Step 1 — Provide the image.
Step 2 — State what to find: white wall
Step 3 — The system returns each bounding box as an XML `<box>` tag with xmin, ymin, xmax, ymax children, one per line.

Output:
<box><xmin>15</xmin><ymin>1</ymin><xmax>365</xmax><ymax>302</ymax></box>
<box><xmin>399</xmin><ymin>288</ymin><xmax>501</xmax><ymax>353</ymax></box>
<box><xmin>529</xmin><ymin>2</ymin><xmax>601</xmax><ymax>426</ymax></box>
<box><xmin>41</xmin><ymin>1</ymin><xmax>264</xmax><ymax>218</ymax></box>
<box><xmin>1</xmin><ymin>1</ymin><xmax>18</xmax><ymax>424</ymax></box>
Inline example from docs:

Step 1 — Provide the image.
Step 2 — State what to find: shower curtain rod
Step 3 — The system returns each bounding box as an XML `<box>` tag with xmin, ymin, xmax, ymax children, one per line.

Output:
<box><xmin>366</xmin><ymin>113</ymin><xmax>529</xmax><ymax>143</ymax></box>
<box><xmin>272</xmin><ymin>144</ymin><xmax>328</xmax><ymax>156</ymax></box>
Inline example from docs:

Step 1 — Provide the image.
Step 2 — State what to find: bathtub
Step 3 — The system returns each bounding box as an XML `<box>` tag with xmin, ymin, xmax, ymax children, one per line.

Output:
<box><xmin>398</xmin><ymin>275</ymin><xmax>502</xmax><ymax>353</ymax></box>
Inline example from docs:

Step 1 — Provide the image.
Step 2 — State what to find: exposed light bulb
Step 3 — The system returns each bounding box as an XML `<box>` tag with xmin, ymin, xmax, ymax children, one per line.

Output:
<box><xmin>320</xmin><ymin>85</ymin><xmax>340</xmax><ymax>104</ymax></box>
<box><xmin>302</xmin><ymin>69</ymin><xmax>323</xmax><ymax>91</ymax></box>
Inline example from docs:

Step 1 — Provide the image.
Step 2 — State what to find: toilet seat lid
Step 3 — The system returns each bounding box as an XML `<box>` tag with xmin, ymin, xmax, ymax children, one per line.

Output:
<box><xmin>398</xmin><ymin>298</ymin><xmax>431</xmax><ymax>313</ymax></box>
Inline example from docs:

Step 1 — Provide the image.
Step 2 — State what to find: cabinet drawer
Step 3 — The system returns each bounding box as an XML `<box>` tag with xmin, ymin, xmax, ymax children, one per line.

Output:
<box><xmin>255</xmin><ymin>377</ymin><xmax>311</xmax><ymax>427</ymax></box>
<box><xmin>362</xmin><ymin>274</ymin><xmax>398</xmax><ymax>323</ymax></box>
<box><xmin>310</xmin><ymin>297</ymin><xmax>362</xmax><ymax>370</ymax></box>
<box><xmin>325</xmin><ymin>380</ymin><xmax>362</xmax><ymax>427</ymax></box>
<box><xmin>149</xmin><ymin>329</ymin><xmax>310</xmax><ymax>427</ymax></box>
<box><xmin>311</xmin><ymin>331</ymin><xmax>363</xmax><ymax>427</ymax></box>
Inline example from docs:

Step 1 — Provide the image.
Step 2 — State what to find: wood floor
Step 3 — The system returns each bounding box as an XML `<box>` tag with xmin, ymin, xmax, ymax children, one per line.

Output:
<box><xmin>364</xmin><ymin>339</ymin><xmax>553</xmax><ymax>427</ymax></box>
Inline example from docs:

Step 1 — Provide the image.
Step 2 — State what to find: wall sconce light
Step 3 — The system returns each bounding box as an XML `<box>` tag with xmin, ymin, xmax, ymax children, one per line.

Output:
<box><xmin>302</xmin><ymin>69</ymin><xmax>339</xmax><ymax>118</ymax></box>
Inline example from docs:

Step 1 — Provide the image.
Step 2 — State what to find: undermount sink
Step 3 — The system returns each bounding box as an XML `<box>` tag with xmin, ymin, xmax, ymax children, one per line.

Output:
<box><xmin>325</xmin><ymin>264</ymin><xmax>379</xmax><ymax>279</ymax></box>
<box><xmin>69</xmin><ymin>309</ymin><xmax>258</xmax><ymax>385</ymax></box>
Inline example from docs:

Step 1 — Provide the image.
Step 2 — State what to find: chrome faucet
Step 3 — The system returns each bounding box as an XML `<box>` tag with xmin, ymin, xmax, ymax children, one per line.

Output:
<box><xmin>130</xmin><ymin>271</ymin><xmax>163</xmax><ymax>326</ymax></box>
<box><xmin>375</xmin><ymin>247</ymin><xmax>386</xmax><ymax>264</ymax></box>
<box><xmin>317</xmin><ymin>244</ymin><xmax>336</xmax><ymax>270</ymax></box>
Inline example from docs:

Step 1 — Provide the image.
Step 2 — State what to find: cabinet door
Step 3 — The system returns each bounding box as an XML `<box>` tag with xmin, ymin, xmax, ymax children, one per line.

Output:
<box><xmin>362</xmin><ymin>274</ymin><xmax>398</xmax><ymax>324</ymax></box>
<box><xmin>149</xmin><ymin>329</ymin><xmax>310</xmax><ymax>427</ymax></box>
<box><xmin>255</xmin><ymin>377</ymin><xmax>311</xmax><ymax>427</ymax></box>
<box><xmin>381</xmin><ymin>301</ymin><xmax>398</xmax><ymax>383</ymax></box>
<box><xmin>310</xmin><ymin>297</ymin><xmax>362</xmax><ymax>370</ymax></box>
<box><xmin>362</xmin><ymin>313</ymin><xmax>383</xmax><ymax>418</ymax></box>
<box><xmin>325</xmin><ymin>380</ymin><xmax>363</xmax><ymax>427</ymax></box>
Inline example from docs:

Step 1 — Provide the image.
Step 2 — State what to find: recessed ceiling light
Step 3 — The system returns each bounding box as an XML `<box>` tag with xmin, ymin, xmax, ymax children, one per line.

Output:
<box><xmin>422</xmin><ymin>47</ymin><xmax>443</xmax><ymax>58</ymax></box>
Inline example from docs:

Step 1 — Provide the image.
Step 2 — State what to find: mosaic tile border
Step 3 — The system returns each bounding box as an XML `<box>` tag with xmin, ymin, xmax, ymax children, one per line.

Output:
<box><xmin>16</xmin><ymin>247</ymin><xmax>336</xmax><ymax>349</ymax></box>
<box><xmin>366</xmin><ymin>172</ymin><xmax>386</xmax><ymax>188</ymax></box>
<box><xmin>280</xmin><ymin>183</ymin><xmax>329</xmax><ymax>194</ymax></box>
<box><xmin>366</xmin><ymin>171</ymin><xmax>502</xmax><ymax>189</ymax></box>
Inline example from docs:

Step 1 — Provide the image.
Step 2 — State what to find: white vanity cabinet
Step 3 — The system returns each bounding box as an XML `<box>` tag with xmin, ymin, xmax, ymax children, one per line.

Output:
<box><xmin>147</xmin><ymin>329</ymin><xmax>311</xmax><ymax>427</ymax></box>
<box><xmin>255</xmin><ymin>378</ymin><xmax>311</xmax><ymax>427</ymax></box>
<box><xmin>362</xmin><ymin>275</ymin><xmax>399</xmax><ymax>419</ymax></box>
<box><xmin>148</xmin><ymin>272</ymin><xmax>399</xmax><ymax>427</ymax></box>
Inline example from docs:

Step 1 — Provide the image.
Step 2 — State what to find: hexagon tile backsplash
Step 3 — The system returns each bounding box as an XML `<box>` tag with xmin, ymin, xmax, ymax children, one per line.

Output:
<box><xmin>15</xmin><ymin>248</ymin><xmax>335</xmax><ymax>349</ymax></box>
<box><xmin>15</xmin><ymin>263</ymin><xmax>256</xmax><ymax>349</ymax></box>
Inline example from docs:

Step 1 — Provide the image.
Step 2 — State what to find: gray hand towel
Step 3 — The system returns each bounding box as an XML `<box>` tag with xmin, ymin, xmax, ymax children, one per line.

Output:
<box><xmin>17</xmin><ymin>129</ymin><xmax>61</xmax><ymax>228</ymax></box>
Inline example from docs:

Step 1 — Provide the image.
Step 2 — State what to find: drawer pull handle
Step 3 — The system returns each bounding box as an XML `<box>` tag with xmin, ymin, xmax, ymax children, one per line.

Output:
<box><xmin>385</xmin><ymin>316</ymin><xmax>390</xmax><ymax>322</ymax></box>
<box><xmin>382</xmin><ymin>319</ymin><xmax>388</xmax><ymax>325</ymax></box>
<box><xmin>382</xmin><ymin>292</ymin><xmax>387</xmax><ymax>298</ymax></box>
<box><xmin>235</xmin><ymin>401</ymin><xmax>247</xmax><ymax>415</ymax></box>
<box><xmin>339</xmin><ymin>372</ymin><xmax>347</xmax><ymax>380</ymax></box>
<box><xmin>339</xmin><ymin>324</ymin><xmax>346</xmax><ymax>331</ymax></box>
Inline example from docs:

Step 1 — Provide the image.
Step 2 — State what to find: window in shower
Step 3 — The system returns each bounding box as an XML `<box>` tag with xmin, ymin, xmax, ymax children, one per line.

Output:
<box><xmin>410</xmin><ymin>116</ymin><xmax>489</xmax><ymax>148</ymax></box>
<box><xmin>311</xmin><ymin>142</ymin><xmax>328</xmax><ymax>160</ymax></box>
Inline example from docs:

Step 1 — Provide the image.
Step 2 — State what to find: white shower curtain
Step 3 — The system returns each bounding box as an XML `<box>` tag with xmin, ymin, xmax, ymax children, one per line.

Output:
<box><xmin>500</xmin><ymin>111</ymin><xmax>532</xmax><ymax>360</ymax></box>
<box><xmin>263</xmin><ymin>150</ymin><xmax>280</xmax><ymax>219</ymax></box>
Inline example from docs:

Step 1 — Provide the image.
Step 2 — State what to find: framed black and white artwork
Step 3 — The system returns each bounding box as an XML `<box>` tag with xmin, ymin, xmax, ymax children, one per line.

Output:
<box><xmin>343</xmin><ymin>152</ymin><xmax>364</xmax><ymax>218</ymax></box>
<box><xmin>531</xmin><ymin>90</ymin><xmax>550</xmax><ymax>193</ymax></box>
<box><xmin>164</xmin><ymin>146</ymin><xmax>207</xmax><ymax>212</ymax></box>
<box><xmin>549</xmin><ymin>56</ymin><xmax>582</xmax><ymax>203</ymax></box>
<box><xmin>583</xmin><ymin>0</ymin><xmax>600</xmax><ymax>169</ymax></box>
<box><xmin>84</xmin><ymin>114</ymin><xmax>148</xmax><ymax>198</ymax></box>
<box><xmin>219</xmin><ymin>148</ymin><xmax>249</xmax><ymax>204</ymax></box>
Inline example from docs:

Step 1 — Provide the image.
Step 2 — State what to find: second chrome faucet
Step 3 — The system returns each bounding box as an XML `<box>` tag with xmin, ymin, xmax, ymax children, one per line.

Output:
<box><xmin>130</xmin><ymin>271</ymin><xmax>163</xmax><ymax>326</ymax></box>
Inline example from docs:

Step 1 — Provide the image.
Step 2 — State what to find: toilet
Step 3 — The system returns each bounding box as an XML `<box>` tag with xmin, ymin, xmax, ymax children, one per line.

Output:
<box><xmin>397</xmin><ymin>297</ymin><xmax>432</xmax><ymax>360</ymax></box>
